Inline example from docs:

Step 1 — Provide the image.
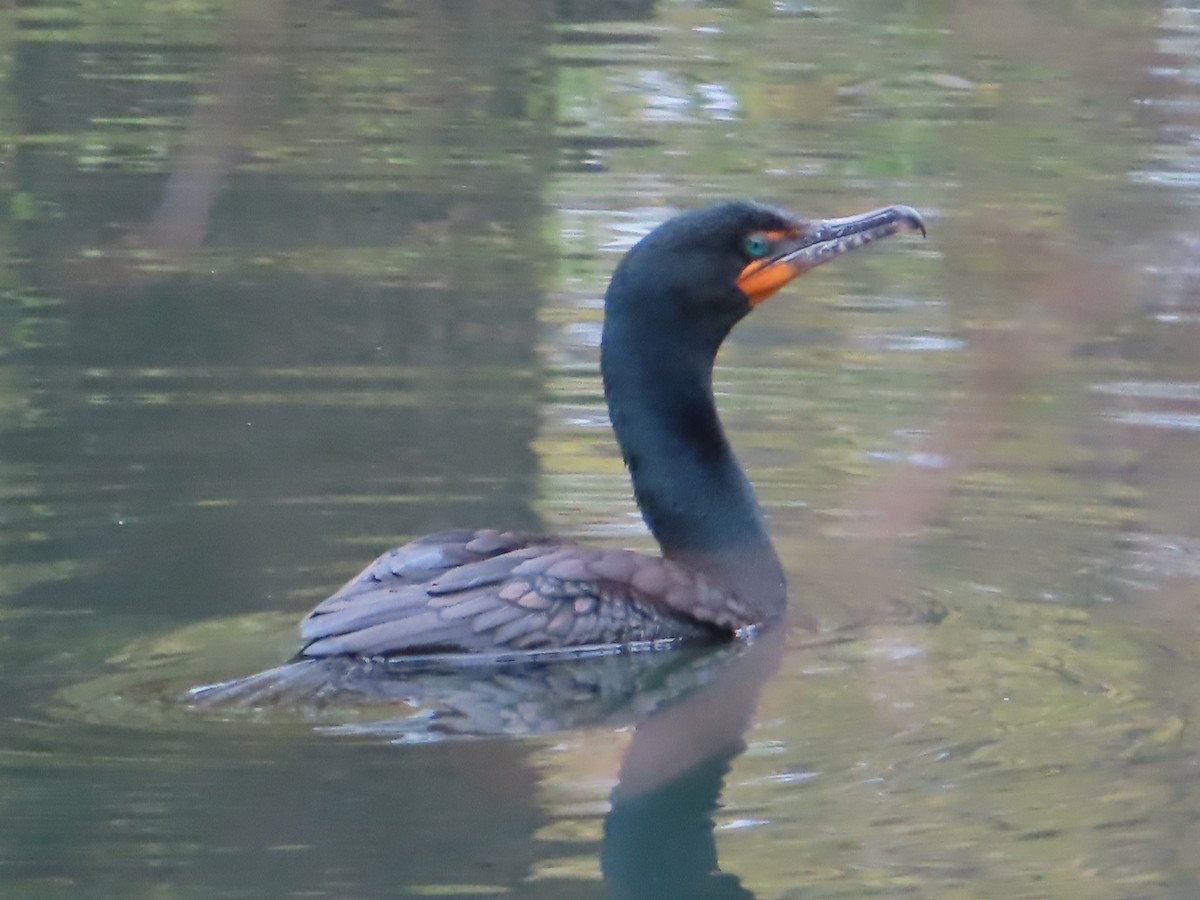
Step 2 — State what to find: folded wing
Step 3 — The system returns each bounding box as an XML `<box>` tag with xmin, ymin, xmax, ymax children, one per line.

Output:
<box><xmin>298</xmin><ymin>529</ymin><xmax>753</xmax><ymax>658</ymax></box>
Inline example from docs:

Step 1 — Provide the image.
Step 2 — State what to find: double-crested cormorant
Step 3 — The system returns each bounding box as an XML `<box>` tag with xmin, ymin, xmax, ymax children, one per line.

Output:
<box><xmin>297</xmin><ymin>201</ymin><xmax>925</xmax><ymax>659</ymax></box>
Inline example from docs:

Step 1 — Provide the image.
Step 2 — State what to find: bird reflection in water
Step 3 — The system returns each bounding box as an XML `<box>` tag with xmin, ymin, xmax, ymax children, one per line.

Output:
<box><xmin>192</xmin><ymin>618</ymin><xmax>789</xmax><ymax>898</ymax></box>
<box><xmin>602</xmin><ymin>626</ymin><xmax>786</xmax><ymax>900</ymax></box>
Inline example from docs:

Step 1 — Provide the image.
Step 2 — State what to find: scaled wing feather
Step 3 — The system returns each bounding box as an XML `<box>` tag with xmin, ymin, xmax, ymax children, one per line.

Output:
<box><xmin>299</xmin><ymin>530</ymin><xmax>742</xmax><ymax>658</ymax></box>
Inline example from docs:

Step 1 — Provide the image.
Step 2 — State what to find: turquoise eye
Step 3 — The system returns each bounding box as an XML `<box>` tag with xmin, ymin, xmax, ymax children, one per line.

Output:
<box><xmin>744</xmin><ymin>234</ymin><xmax>769</xmax><ymax>258</ymax></box>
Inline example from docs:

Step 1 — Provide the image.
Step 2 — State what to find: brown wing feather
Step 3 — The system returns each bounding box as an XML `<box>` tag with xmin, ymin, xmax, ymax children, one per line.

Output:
<box><xmin>321</xmin><ymin>528</ymin><xmax>541</xmax><ymax>599</ymax></box>
<box><xmin>298</xmin><ymin>531</ymin><xmax>754</xmax><ymax>659</ymax></box>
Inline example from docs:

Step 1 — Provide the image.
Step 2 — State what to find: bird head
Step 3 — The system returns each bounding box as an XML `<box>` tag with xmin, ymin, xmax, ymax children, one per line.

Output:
<box><xmin>605</xmin><ymin>200</ymin><xmax>926</xmax><ymax>346</ymax></box>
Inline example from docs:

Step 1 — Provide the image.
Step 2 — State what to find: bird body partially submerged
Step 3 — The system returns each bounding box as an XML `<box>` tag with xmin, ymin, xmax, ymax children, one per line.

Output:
<box><xmin>297</xmin><ymin>201</ymin><xmax>925</xmax><ymax>661</ymax></box>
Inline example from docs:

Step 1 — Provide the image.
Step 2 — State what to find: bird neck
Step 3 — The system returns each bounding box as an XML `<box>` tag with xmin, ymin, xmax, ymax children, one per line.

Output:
<box><xmin>601</xmin><ymin>319</ymin><xmax>786</xmax><ymax>622</ymax></box>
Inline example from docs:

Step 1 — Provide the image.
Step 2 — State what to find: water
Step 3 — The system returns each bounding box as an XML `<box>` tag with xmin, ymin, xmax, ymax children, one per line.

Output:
<box><xmin>3</xmin><ymin>0</ymin><xmax>1200</xmax><ymax>897</ymax></box>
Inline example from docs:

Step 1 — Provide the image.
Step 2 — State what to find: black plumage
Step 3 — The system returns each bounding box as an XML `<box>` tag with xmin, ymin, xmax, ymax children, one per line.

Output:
<box><xmin>297</xmin><ymin>201</ymin><xmax>925</xmax><ymax>660</ymax></box>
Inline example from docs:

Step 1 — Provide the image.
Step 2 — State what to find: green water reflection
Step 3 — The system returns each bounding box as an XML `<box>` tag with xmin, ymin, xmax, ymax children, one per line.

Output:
<box><xmin>2</xmin><ymin>0</ymin><xmax>1199</xmax><ymax>897</ymax></box>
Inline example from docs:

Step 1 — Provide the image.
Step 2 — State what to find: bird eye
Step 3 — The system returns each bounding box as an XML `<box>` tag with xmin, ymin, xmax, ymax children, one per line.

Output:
<box><xmin>743</xmin><ymin>234</ymin><xmax>770</xmax><ymax>259</ymax></box>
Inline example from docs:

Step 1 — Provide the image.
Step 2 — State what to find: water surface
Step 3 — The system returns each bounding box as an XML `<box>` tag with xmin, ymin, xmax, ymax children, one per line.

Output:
<box><xmin>2</xmin><ymin>1</ymin><xmax>1199</xmax><ymax>897</ymax></box>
